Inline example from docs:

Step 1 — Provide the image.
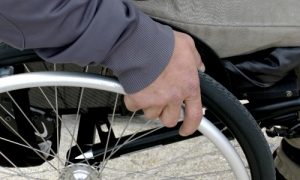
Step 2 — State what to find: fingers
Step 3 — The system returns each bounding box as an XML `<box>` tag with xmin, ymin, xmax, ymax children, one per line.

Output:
<box><xmin>124</xmin><ymin>95</ymin><xmax>139</xmax><ymax>112</ymax></box>
<box><xmin>143</xmin><ymin>106</ymin><xmax>164</xmax><ymax>120</ymax></box>
<box><xmin>126</xmin><ymin>95</ymin><xmax>181</xmax><ymax>127</ymax></box>
<box><xmin>159</xmin><ymin>103</ymin><xmax>181</xmax><ymax>127</ymax></box>
<box><xmin>124</xmin><ymin>31</ymin><xmax>204</xmax><ymax>137</ymax></box>
<box><xmin>179</xmin><ymin>87</ymin><xmax>202</xmax><ymax>136</ymax></box>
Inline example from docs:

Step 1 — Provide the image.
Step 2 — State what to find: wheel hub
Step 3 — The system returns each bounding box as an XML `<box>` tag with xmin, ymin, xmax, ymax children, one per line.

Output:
<box><xmin>59</xmin><ymin>163</ymin><xmax>99</xmax><ymax>180</ymax></box>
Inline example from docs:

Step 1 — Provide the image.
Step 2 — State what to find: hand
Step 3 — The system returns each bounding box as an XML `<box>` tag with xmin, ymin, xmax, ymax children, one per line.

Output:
<box><xmin>124</xmin><ymin>31</ymin><xmax>204</xmax><ymax>136</ymax></box>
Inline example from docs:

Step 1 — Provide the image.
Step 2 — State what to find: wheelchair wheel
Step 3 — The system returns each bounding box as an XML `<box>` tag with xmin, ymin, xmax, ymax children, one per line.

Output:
<box><xmin>0</xmin><ymin>62</ymin><xmax>274</xmax><ymax>179</ymax></box>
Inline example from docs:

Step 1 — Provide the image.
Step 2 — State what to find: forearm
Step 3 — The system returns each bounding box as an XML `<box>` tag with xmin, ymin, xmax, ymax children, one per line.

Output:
<box><xmin>0</xmin><ymin>0</ymin><xmax>174</xmax><ymax>93</ymax></box>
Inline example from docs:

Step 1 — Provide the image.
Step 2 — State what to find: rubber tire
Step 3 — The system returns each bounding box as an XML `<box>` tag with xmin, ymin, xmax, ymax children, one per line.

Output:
<box><xmin>201</xmin><ymin>72</ymin><xmax>275</xmax><ymax>180</ymax></box>
<box><xmin>0</xmin><ymin>58</ymin><xmax>275</xmax><ymax>179</ymax></box>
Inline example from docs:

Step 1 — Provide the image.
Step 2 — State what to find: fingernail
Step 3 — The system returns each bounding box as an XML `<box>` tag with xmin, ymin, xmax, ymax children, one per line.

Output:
<box><xmin>199</xmin><ymin>65</ymin><xmax>205</xmax><ymax>72</ymax></box>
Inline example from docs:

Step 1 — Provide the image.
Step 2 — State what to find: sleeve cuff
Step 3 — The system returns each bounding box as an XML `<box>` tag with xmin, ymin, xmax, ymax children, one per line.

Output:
<box><xmin>105</xmin><ymin>11</ymin><xmax>175</xmax><ymax>94</ymax></box>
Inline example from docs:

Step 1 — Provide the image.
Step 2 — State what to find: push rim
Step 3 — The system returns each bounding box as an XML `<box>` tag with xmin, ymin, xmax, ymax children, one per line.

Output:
<box><xmin>0</xmin><ymin>70</ymin><xmax>249</xmax><ymax>179</ymax></box>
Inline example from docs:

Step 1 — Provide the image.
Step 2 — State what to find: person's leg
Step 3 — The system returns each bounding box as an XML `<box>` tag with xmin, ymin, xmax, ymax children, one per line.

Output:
<box><xmin>134</xmin><ymin>0</ymin><xmax>300</xmax><ymax>178</ymax></box>
<box><xmin>275</xmin><ymin>138</ymin><xmax>300</xmax><ymax>179</ymax></box>
<box><xmin>133</xmin><ymin>0</ymin><xmax>300</xmax><ymax>58</ymax></box>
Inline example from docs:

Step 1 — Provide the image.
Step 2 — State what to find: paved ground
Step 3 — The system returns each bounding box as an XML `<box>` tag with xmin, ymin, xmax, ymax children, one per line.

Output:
<box><xmin>0</xmin><ymin>114</ymin><xmax>281</xmax><ymax>180</ymax></box>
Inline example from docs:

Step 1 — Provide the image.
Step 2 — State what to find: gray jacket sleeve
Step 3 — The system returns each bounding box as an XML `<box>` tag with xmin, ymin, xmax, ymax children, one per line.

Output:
<box><xmin>0</xmin><ymin>0</ymin><xmax>174</xmax><ymax>93</ymax></box>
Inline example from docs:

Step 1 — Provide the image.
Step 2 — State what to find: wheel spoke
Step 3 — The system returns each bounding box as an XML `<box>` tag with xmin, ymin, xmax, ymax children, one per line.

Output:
<box><xmin>0</xmin><ymin>136</ymin><xmax>57</xmax><ymax>160</ymax></box>
<box><xmin>106</xmin><ymin>112</ymin><xmax>136</xmax><ymax>159</ymax></box>
<box><xmin>0</xmin><ymin>115</ymin><xmax>59</xmax><ymax>171</ymax></box>
<box><xmin>0</xmin><ymin>103</ymin><xmax>15</xmax><ymax>119</ymax></box>
<box><xmin>24</xmin><ymin>64</ymin><xmax>91</xmax><ymax>166</ymax></box>
<box><xmin>66</xmin><ymin>66</ymin><xmax>91</xmax><ymax>166</ymax></box>
<box><xmin>0</xmin><ymin>68</ymin><xmax>261</xmax><ymax>179</ymax></box>
<box><xmin>97</xmin><ymin>111</ymin><xmax>136</xmax><ymax>174</ymax></box>
<box><xmin>25</xmin><ymin>85</ymin><xmax>89</xmax><ymax>166</ymax></box>
<box><xmin>6</xmin><ymin>92</ymin><xmax>64</xmax><ymax>167</ymax></box>
<box><xmin>99</xmin><ymin>93</ymin><xmax>119</xmax><ymax>173</ymax></box>
<box><xmin>98</xmin><ymin>120</ymin><xmax>163</xmax><ymax>172</ymax></box>
<box><xmin>0</xmin><ymin>151</ymin><xmax>31</xmax><ymax>179</ymax></box>
<box><xmin>54</xmin><ymin>63</ymin><xmax>60</xmax><ymax>174</ymax></box>
<box><xmin>109</xmin><ymin>122</ymin><xmax>163</xmax><ymax>157</ymax></box>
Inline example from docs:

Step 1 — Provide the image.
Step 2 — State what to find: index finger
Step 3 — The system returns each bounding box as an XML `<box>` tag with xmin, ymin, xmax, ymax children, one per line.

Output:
<box><xmin>179</xmin><ymin>88</ymin><xmax>203</xmax><ymax>136</ymax></box>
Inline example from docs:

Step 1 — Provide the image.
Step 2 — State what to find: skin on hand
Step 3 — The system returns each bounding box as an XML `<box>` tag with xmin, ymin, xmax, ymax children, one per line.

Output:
<box><xmin>124</xmin><ymin>31</ymin><xmax>204</xmax><ymax>136</ymax></box>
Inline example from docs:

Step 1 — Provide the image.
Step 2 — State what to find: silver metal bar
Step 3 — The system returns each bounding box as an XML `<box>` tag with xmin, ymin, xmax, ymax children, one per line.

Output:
<box><xmin>199</xmin><ymin>117</ymin><xmax>249</xmax><ymax>180</ymax></box>
<box><xmin>0</xmin><ymin>72</ymin><xmax>249</xmax><ymax>179</ymax></box>
<box><xmin>0</xmin><ymin>72</ymin><xmax>125</xmax><ymax>94</ymax></box>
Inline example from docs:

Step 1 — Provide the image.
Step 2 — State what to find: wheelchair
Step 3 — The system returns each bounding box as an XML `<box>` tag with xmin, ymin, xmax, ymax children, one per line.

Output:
<box><xmin>0</xmin><ymin>36</ymin><xmax>281</xmax><ymax>179</ymax></box>
<box><xmin>4</xmin><ymin>1</ymin><xmax>300</xmax><ymax>177</ymax></box>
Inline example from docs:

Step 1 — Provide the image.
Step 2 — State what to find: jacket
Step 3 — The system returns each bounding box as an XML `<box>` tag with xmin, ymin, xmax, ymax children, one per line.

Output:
<box><xmin>0</xmin><ymin>0</ymin><xmax>174</xmax><ymax>93</ymax></box>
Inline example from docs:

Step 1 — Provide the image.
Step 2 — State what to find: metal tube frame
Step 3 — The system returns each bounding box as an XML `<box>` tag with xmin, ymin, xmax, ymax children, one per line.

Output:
<box><xmin>0</xmin><ymin>71</ymin><xmax>249</xmax><ymax>179</ymax></box>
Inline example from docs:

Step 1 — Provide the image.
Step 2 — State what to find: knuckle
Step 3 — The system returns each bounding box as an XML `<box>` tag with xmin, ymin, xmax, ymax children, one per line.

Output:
<box><xmin>182</xmin><ymin>33</ymin><xmax>194</xmax><ymax>44</ymax></box>
<box><xmin>155</xmin><ymin>99</ymin><xmax>165</xmax><ymax>107</ymax></box>
<box><xmin>124</xmin><ymin>95</ymin><xmax>143</xmax><ymax>112</ymax></box>
<box><xmin>186</xmin><ymin>37</ymin><xmax>196</xmax><ymax>49</ymax></box>
<box><xmin>169</xmin><ymin>90</ymin><xmax>182</xmax><ymax>103</ymax></box>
